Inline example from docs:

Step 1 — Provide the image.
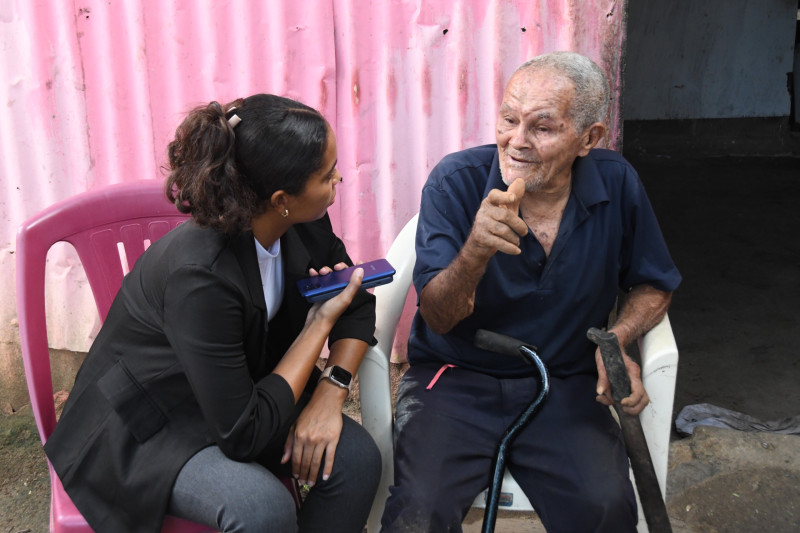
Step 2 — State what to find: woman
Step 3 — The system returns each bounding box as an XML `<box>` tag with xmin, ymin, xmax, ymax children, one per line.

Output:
<box><xmin>44</xmin><ymin>94</ymin><xmax>381</xmax><ymax>533</ymax></box>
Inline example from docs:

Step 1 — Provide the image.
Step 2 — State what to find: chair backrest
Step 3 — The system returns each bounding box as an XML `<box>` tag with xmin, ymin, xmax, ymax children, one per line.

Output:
<box><xmin>371</xmin><ymin>214</ymin><xmax>419</xmax><ymax>356</ymax></box>
<box><xmin>16</xmin><ymin>181</ymin><xmax>189</xmax><ymax>443</ymax></box>
<box><xmin>361</xmin><ymin>214</ymin><xmax>418</xmax><ymax>533</ymax></box>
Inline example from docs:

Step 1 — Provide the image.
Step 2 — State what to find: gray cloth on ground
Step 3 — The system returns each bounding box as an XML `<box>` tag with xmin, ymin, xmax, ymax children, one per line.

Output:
<box><xmin>676</xmin><ymin>403</ymin><xmax>800</xmax><ymax>436</ymax></box>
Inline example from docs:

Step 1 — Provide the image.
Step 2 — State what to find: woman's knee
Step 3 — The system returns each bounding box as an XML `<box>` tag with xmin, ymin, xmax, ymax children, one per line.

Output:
<box><xmin>326</xmin><ymin>416</ymin><xmax>382</xmax><ymax>489</ymax></box>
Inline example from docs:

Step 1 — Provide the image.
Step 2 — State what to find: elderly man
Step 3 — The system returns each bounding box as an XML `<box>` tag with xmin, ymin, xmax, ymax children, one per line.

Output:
<box><xmin>380</xmin><ymin>52</ymin><xmax>681</xmax><ymax>532</ymax></box>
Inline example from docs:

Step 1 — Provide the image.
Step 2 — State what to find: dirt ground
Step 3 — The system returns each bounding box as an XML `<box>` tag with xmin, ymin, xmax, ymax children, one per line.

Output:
<box><xmin>3</xmin><ymin>154</ymin><xmax>800</xmax><ymax>532</ymax></box>
<box><xmin>3</xmin><ymin>379</ymin><xmax>800</xmax><ymax>533</ymax></box>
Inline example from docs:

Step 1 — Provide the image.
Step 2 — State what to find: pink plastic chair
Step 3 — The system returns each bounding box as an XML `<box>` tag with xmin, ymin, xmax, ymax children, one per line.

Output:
<box><xmin>16</xmin><ymin>181</ymin><xmax>216</xmax><ymax>532</ymax></box>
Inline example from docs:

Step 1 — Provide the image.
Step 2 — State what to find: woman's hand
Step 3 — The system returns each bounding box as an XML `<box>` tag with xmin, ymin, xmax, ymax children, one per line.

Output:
<box><xmin>281</xmin><ymin>386</ymin><xmax>345</xmax><ymax>486</ymax></box>
<box><xmin>307</xmin><ymin>262</ymin><xmax>348</xmax><ymax>277</ymax></box>
<box><xmin>304</xmin><ymin>264</ymin><xmax>363</xmax><ymax>327</ymax></box>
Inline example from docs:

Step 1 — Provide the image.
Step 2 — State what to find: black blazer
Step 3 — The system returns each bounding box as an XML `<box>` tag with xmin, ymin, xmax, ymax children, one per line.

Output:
<box><xmin>44</xmin><ymin>215</ymin><xmax>376</xmax><ymax>533</ymax></box>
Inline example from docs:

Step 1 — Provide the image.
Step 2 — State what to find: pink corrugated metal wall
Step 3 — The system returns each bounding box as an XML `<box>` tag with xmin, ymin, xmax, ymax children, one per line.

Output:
<box><xmin>1</xmin><ymin>0</ymin><xmax>627</xmax><ymax>356</ymax></box>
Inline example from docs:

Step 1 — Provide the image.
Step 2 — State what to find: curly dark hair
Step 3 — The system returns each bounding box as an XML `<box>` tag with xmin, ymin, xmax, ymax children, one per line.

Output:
<box><xmin>165</xmin><ymin>94</ymin><xmax>329</xmax><ymax>235</ymax></box>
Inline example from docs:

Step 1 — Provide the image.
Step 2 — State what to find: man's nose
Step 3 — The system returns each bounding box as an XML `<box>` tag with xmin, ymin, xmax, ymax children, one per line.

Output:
<box><xmin>508</xmin><ymin>124</ymin><xmax>530</xmax><ymax>149</ymax></box>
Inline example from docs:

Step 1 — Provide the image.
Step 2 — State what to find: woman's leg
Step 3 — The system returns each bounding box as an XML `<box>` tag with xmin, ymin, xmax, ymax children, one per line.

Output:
<box><xmin>298</xmin><ymin>415</ymin><xmax>381</xmax><ymax>533</ymax></box>
<box><xmin>168</xmin><ymin>445</ymin><xmax>298</xmax><ymax>533</ymax></box>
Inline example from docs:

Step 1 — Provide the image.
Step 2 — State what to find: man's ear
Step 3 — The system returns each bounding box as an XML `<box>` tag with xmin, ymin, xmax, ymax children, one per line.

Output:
<box><xmin>577</xmin><ymin>122</ymin><xmax>606</xmax><ymax>156</ymax></box>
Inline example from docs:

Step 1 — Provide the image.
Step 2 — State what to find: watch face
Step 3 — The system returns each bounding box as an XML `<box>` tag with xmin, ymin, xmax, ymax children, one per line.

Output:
<box><xmin>330</xmin><ymin>366</ymin><xmax>352</xmax><ymax>386</ymax></box>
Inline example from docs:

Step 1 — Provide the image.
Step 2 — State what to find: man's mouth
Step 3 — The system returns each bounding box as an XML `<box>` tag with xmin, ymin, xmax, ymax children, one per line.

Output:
<box><xmin>508</xmin><ymin>154</ymin><xmax>539</xmax><ymax>165</ymax></box>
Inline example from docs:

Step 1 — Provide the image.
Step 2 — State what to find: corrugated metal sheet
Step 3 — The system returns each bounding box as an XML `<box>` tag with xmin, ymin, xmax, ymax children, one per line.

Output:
<box><xmin>1</xmin><ymin>0</ymin><xmax>627</xmax><ymax>355</ymax></box>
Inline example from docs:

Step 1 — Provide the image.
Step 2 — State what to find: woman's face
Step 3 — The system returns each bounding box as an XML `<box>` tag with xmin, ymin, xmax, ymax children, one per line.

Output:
<box><xmin>289</xmin><ymin>123</ymin><xmax>342</xmax><ymax>222</ymax></box>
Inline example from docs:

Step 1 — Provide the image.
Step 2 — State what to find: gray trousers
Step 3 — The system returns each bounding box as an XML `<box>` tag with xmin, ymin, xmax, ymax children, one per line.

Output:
<box><xmin>169</xmin><ymin>415</ymin><xmax>381</xmax><ymax>533</ymax></box>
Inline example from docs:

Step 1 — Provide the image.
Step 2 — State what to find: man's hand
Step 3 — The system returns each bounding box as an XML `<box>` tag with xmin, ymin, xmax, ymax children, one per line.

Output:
<box><xmin>595</xmin><ymin>346</ymin><xmax>650</xmax><ymax>416</ymax></box>
<box><xmin>593</xmin><ymin>285</ymin><xmax>671</xmax><ymax>416</ymax></box>
<box><xmin>466</xmin><ymin>177</ymin><xmax>529</xmax><ymax>260</ymax></box>
<box><xmin>419</xmin><ymin>178</ymin><xmax>528</xmax><ymax>334</ymax></box>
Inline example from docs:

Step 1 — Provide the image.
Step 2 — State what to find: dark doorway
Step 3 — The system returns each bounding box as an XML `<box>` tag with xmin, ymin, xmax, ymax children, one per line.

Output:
<box><xmin>622</xmin><ymin>1</ymin><xmax>800</xmax><ymax>427</ymax></box>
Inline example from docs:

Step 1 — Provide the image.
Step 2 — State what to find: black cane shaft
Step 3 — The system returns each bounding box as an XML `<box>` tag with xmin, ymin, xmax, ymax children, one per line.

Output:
<box><xmin>475</xmin><ymin>330</ymin><xmax>549</xmax><ymax>533</ymax></box>
<box><xmin>481</xmin><ymin>445</ymin><xmax>508</xmax><ymax>533</ymax></box>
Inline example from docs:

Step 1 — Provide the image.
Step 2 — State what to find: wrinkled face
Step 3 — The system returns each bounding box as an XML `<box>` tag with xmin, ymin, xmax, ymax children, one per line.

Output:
<box><xmin>290</xmin><ymin>123</ymin><xmax>343</xmax><ymax>222</ymax></box>
<box><xmin>496</xmin><ymin>68</ymin><xmax>586</xmax><ymax>192</ymax></box>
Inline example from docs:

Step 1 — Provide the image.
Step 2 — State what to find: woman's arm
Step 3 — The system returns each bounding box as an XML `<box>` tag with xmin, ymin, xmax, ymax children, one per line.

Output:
<box><xmin>284</xmin><ymin>337</ymin><xmax>368</xmax><ymax>486</ymax></box>
<box><xmin>272</xmin><ymin>273</ymin><xmax>366</xmax><ymax>401</ymax></box>
<box><xmin>165</xmin><ymin>263</ymin><xmax>362</xmax><ymax>461</ymax></box>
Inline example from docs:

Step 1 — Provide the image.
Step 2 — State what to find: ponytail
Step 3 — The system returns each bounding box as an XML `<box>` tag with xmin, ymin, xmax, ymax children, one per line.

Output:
<box><xmin>165</xmin><ymin>94</ymin><xmax>328</xmax><ymax>235</ymax></box>
<box><xmin>165</xmin><ymin>99</ymin><xmax>258</xmax><ymax>234</ymax></box>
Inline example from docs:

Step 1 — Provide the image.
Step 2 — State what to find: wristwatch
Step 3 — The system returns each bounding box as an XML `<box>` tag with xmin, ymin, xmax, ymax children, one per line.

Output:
<box><xmin>319</xmin><ymin>365</ymin><xmax>353</xmax><ymax>390</ymax></box>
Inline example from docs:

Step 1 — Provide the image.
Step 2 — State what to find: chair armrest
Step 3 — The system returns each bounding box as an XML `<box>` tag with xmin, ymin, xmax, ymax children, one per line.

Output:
<box><xmin>358</xmin><ymin>214</ymin><xmax>418</xmax><ymax>532</ymax></box>
<box><xmin>637</xmin><ymin>314</ymin><xmax>679</xmax><ymax>499</ymax></box>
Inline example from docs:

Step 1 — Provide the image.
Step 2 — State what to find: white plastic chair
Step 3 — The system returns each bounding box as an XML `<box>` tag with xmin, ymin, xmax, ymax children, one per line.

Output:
<box><xmin>358</xmin><ymin>213</ymin><xmax>679</xmax><ymax>532</ymax></box>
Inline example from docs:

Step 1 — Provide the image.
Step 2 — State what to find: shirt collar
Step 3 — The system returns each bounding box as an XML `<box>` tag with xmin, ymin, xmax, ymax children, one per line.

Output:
<box><xmin>571</xmin><ymin>152</ymin><xmax>610</xmax><ymax>210</ymax></box>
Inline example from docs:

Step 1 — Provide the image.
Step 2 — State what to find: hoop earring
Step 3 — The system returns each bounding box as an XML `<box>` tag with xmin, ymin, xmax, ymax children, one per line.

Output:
<box><xmin>281</xmin><ymin>209</ymin><xmax>289</xmax><ymax>218</ymax></box>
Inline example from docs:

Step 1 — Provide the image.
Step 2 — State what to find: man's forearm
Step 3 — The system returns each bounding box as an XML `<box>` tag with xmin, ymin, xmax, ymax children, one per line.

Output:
<box><xmin>418</xmin><ymin>245</ymin><xmax>491</xmax><ymax>334</ymax></box>
<box><xmin>419</xmin><ymin>179</ymin><xmax>527</xmax><ymax>334</ymax></box>
<box><xmin>609</xmin><ymin>285</ymin><xmax>672</xmax><ymax>349</ymax></box>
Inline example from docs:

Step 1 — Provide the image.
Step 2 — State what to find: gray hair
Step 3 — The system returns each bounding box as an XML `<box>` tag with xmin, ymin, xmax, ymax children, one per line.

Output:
<box><xmin>517</xmin><ymin>51</ymin><xmax>610</xmax><ymax>132</ymax></box>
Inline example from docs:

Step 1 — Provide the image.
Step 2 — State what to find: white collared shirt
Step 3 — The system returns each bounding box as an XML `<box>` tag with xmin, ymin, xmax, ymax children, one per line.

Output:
<box><xmin>254</xmin><ymin>237</ymin><xmax>284</xmax><ymax>322</ymax></box>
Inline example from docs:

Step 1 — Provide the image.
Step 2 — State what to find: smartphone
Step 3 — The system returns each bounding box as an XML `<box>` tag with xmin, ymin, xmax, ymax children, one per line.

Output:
<box><xmin>296</xmin><ymin>258</ymin><xmax>396</xmax><ymax>302</ymax></box>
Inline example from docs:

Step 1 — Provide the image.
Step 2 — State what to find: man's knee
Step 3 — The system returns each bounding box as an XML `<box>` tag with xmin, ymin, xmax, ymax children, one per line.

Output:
<box><xmin>381</xmin><ymin>485</ymin><xmax>465</xmax><ymax>533</ymax></box>
<box><xmin>538</xmin><ymin>480</ymin><xmax>637</xmax><ymax>533</ymax></box>
<box><xmin>589</xmin><ymin>482</ymin><xmax>637</xmax><ymax>525</ymax></box>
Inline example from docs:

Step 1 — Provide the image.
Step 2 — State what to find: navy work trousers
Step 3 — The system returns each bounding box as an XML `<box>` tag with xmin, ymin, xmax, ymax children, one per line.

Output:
<box><xmin>380</xmin><ymin>363</ymin><xmax>638</xmax><ymax>532</ymax></box>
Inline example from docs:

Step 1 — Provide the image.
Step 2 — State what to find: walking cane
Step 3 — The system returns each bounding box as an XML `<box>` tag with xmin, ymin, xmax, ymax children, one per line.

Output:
<box><xmin>587</xmin><ymin>327</ymin><xmax>673</xmax><ymax>533</ymax></box>
<box><xmin>473</xmin><ymin>330</ymin><xmax>550</xmax><ymax>533</ymax></box>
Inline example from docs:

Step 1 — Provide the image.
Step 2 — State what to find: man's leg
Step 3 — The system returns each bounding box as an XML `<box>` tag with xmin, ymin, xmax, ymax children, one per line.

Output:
<box><xmin>506</xmin><ymin>373</ymin><xmax>638</xmax><ymax>533</ymax></box>
<box><xmin>380</xmin><ymin>364</ymin><xmax>508</xmax><ymax>533</ymax></box>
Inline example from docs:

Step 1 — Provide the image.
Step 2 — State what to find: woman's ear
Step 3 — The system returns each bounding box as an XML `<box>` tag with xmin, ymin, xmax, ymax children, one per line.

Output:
<box><xmin>578</xmin><ymin>122</ymin><xmax>607</xmax><ymax>156</ymax></box>
<box><xmin>270</xmin><ymin>190</ymin><xmax>289</xmax><ymax>215</ymax></box>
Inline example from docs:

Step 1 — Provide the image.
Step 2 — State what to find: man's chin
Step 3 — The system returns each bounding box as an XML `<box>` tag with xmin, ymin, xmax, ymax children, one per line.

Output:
<box><xmin>500</xmin><ymin>169</ymin><xmax>541</xmax><ymax>191</ymax></box>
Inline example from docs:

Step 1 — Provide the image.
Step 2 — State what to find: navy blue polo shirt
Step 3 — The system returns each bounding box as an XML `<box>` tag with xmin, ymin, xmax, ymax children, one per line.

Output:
<box><xmin>408</xmin><ymin>145</ymin><xmax>681</xmax><ymax>378</ymax></box>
